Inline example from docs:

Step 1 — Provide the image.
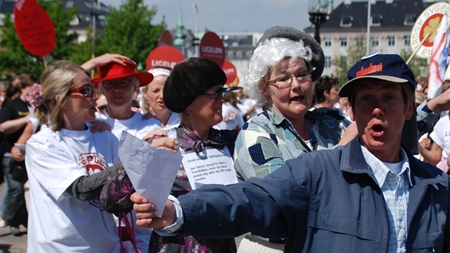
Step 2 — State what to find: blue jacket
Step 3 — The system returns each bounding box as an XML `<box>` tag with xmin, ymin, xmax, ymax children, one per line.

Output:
<box><xmin>178</xmin><ymin>137</ymin><xmax>450</xmax><ymax>252</ymax></box>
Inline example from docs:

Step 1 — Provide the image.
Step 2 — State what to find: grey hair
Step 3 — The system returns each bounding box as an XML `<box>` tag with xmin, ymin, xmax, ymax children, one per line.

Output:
<box><xmin>245</xmin><ymin>38</ymin><xmax>313</xmax><ymax>107</ymax></box>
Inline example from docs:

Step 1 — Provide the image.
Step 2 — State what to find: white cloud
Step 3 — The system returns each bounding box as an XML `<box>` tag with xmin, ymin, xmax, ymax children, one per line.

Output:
<box><xmin>106</xmin><ymin>0</ymin><xmax>344</xmax><ymax>33</ymax></box>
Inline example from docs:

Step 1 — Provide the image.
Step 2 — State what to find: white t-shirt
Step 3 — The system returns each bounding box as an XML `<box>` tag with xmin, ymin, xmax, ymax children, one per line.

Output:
<box><xmin>430</xmin><ymin>115</ymin><xmax>450</xmax><ymax>158</ymax></box>
<box><xmin>97</xmin><ymin>109</ymin><xmax>162</xmax><ymax>253</ymax></box>
<box><xmin>214</xmin><ymin>102</ymin><xmax>245</xmax><ymax>130</ymax></box>
<box><xmin>96</xmin><ymin>109</ymin><xmax>161</xmax><ymax>140</ymax></box>
<box><xmin>25</xmin><ymin>127</ymin><xmax>120</xmax><ymax>253</ymax></box>
<box><xmin>163</xmin><ymin>112</ymin><xmax>181</xmax><ymax>130</ymax></box>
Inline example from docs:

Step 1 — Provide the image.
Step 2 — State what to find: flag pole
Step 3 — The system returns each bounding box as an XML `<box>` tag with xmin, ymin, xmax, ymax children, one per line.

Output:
<box><xmin>406</xmin><ymin>32</ymin><xmax>432</xmax><ymax>65</ymax></box>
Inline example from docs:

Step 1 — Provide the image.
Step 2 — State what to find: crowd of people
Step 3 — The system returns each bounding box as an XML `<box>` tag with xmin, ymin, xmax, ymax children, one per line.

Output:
<box><xmin>0</xmin><ymin>25</ymin><xmax>450</xmax><ymax>253</ymax></box>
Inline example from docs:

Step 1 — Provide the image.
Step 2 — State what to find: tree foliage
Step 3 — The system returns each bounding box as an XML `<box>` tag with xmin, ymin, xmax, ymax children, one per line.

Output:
<box><xmin>68</xmin><ymin>27</ymin><xmax>94</xmax><ymax>65</ymax></box>
<box><xmin>96</xmin><ymin>0</ymin><xmax>166</xmax><ymax>67</ymax></box>
<box><xmin>0</xmin><ymin>0</ymin><xmax>166</xmax><ymax>78</ymax></box>
<box><xmin>400</xmin><ymin>48</ymin><xmax>428</xmax><ymax>79</ymax></box>
<box><xmin>0</xmin><ymin>0</ymin><xmax>78</xmax><ymax>77</ymax></box>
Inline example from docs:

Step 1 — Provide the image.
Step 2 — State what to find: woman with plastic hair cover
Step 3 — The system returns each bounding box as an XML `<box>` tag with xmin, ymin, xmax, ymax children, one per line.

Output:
<box><xmin>141</xmin><ymin>66</ymin><xmax>180</xmax><ymax>129</ymax></box>
<box><xmin>234</xmin><ymin>26</ymin><xmax>351</xmax><ymax>252</ymax></box>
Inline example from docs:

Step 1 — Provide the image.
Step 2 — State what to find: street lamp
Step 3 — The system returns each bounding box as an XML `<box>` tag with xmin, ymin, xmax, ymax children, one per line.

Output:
<box><xmin>308</xmin><ymin>0</ymin><xmax>329</xmax><ymax>44</ymax></box>
<box><xmin>192</xmin><ymin>4</ymin><xmax>199</xmax><ymax>57</ymax></box>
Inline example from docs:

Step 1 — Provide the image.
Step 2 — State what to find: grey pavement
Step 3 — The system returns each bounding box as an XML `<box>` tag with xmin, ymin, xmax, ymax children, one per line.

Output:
<box><xmin>0</xmin><ymin>183</ymin><xmax>27</xmax><ymax>253</ymax></box>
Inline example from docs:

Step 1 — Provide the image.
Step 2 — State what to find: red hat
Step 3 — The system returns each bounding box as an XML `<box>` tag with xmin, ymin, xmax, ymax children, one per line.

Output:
<box><xmin>91</xmin><ymin>59</ymin><xmax>154</xmax><ymax>87</ymax></box>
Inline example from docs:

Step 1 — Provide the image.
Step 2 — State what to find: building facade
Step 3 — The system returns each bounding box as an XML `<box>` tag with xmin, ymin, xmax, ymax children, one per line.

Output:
<box><xmin>305</xmin><ymin>0</ymin><xmax>430</xmax><ymax>76</ymax></box>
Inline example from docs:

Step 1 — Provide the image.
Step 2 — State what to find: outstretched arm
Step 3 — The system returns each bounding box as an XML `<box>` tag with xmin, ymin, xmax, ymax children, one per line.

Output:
<box><xmin>81</xmin><ymin>53</ymin><xmax>131</xmax><ymax>71</ymax></box>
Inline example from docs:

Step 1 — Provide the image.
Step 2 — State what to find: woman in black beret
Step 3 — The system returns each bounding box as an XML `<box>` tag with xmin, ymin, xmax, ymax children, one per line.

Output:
<box><xmin>148</xmin><ymin>57</ymin><xmax>240</xmax><ymax>253</ymax></box>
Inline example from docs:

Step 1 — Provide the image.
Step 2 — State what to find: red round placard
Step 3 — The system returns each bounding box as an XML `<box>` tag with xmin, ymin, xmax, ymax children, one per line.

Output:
<box><xmin>222</xmin><ymin>60</ymin><xmax>238</xmax><ymax>86</ymax></box>
<box><xmin>146</xmin><ymin>46</ymin><xmax>184</xmax><ymax>70</ymax></box>
<box><xmin>199</xmin><ymin>31</ymin><xmax>225</xmax><ymax>66</ymax></box>
<box><xmin>14</xmin><ymin>0</ymin><xmax>56</xmax><ymax>56</ymax></box>
<box><xmin>158</xmin><ymin>30</ymin><xmax>173</xmax><ymax>47</ymax></box>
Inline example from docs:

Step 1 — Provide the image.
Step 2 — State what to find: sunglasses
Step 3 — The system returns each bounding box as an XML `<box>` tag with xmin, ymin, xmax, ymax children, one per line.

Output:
<box><xmin>102</xmin><ymin>80</ymin><xmax>133</xmax><ymax>89</ymax></box>
<box><xmin>202</xmin><ymin>86</ymin><xmax>243</xmax><ymax>100</ymax></box>
<box><xmin>69</xmin><ymin>84</ymin><xmax>95</xmax><ymax>97</ymax></box>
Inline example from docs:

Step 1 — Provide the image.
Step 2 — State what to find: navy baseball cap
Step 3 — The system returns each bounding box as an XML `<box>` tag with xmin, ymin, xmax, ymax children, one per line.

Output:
<box><xmin>339</xmin><ymin>53</ymin><xmax>416</xmax><ymax>97</ymax></box>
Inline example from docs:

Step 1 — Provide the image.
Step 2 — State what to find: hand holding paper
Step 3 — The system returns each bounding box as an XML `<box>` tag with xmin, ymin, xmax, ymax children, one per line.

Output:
<box><xmin>119</xmin><ymin>131</ymin><xmax>182</xmax><ymax>217</ymax></box>
<box><xmin>131</xmin><ymin>193</ymin><xmax>177</xmax><ymax>229</ymax></box>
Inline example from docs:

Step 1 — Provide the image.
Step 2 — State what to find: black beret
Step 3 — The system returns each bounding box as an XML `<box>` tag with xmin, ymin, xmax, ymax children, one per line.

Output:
<box><xmin>163</xmin><ymin>57</ymin><xmax>227</xmax><ymax>113</ymax></box>
<box><xmin>258</xmin><ymin>26</ymin><xmax>324</xmax><ymax>82</ymax></box>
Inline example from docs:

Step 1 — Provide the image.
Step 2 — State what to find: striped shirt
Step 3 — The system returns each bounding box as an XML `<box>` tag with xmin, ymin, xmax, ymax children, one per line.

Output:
<box><xmin>361</xmin><ymin>147</ymin><xmax>412</xmax><ymax>253</ymax></box>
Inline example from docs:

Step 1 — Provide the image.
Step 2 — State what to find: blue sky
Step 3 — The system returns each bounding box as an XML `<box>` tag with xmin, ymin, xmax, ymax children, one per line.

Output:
<box><xmin>109</xmin><ymin>0</ymin><xmax>345</xmax><ymax>33</ymax></box>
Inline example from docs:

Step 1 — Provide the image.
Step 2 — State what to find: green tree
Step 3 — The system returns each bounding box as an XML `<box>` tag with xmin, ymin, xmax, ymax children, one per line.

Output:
<box><xmin>332</xmin><ymin>35</ymin><xmax>367</xmax><ymax>86</ymax></box>
<box><xmin>332</xmin><ymin>55</ymin><xmax>349</xmax><ymax>86</ymax></box>
<box><xmin>68</xmin><ymin>27</ymin><xmax>94</xmax><ymax>65</ymax></box>
<box><xmin>96</xmin><ymin>0</ymin><xmax>166</xmax><ymax>67</ymax></box>
<box><xmin>400</xmin><ymin>48</ymin><xmax>428</xmax><ymax>79</ymax></box>
<box><xmin>0</xmin><ymin>0</ymin><xmax>78</xmax><ymax>77</ymax></box>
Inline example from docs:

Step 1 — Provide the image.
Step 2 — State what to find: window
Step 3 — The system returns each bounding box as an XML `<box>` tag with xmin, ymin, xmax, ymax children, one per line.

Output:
<box><xmin>372</xmin><ymin>36</ymin><xmax>379</xmax><ymax>47</ymax></box>
<box><xmin>236</xmin><ymin>51</ymin><xmax>243</xmax><ymax>58</ymax></box>
<box><xmin>246</xmin><ymin>51</ymin><xmax>253</xmax><ymax>57</ymax></box>
<box><xmin>340</xmin><ymin>37</ymin><xmax>348</xmax><ymax>47</ymax></box>
<box><xmin>371</xmin><ymin>15</ymin><xmax>382</xmax><ymax>26</ymax></box>
<box><xmin>98</xmin><ymin>15</ymin><xmax>107</xmax><ymax>26</ymax></box>
<box><xmin>70</xmin><ymin>15</ymin><xmax>79</xmax><ymax>26</ymax></box>
<box><xmin>227</xmin><ymin>51</ymin><xmax>234</xmax><ymax>58</ymax></box>
<box><xmin>387</xmin><ymin>35</ymin><xmax>395</xmax><ymax>46</ymax></box>
<box><xmin>325</xmin><ymin>56</ymin><xmax>332</xmax><ymax>68</ymax></box>
<box><xmin>404</xmin><ymin>14</ymin><xmax>415</xmax><ymax>26</ymax></box>
<box><xmin>340</xmin><ymin>16</ymin><xmax>353</xmax><ymax>27</ymax></box>
<box><xmin>323</xmin><ymin>37</ymin><xmax>332</xmax><ymax>47</ymax></box>
<box><xmin>65</xmin><ymin>1</ymin><xmax>74</xmax><ymax>9</ymax></box>
<box><xmin>403</xmin><ymin>35</ymin><xmax>410</xmax><ymax>46</ymax></box>
<box><xmin>355</xmin><ymin>36</ymin><xmax>364</xmax><ymax>47</ymax></box>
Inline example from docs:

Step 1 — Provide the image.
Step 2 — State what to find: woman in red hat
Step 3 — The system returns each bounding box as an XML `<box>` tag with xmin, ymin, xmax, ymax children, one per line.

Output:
<box><xmin>91</xmin><ymin>58</ymin><xmax>170</xmax><ymax>253</ymax></box>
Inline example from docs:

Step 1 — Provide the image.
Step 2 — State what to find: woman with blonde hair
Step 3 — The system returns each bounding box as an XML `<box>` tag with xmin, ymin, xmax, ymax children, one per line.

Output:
<box><xmin>25</xmin><ymin>61</ymin><xmax>122</xmax><ymax>252</ymax></box>
<box><xmin>141</xmin><ymin>67</ymin><xmax>180</xmax><ymax>129</ymax></box>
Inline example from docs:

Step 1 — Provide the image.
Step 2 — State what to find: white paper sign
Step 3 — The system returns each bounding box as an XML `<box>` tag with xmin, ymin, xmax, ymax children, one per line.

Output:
<box><xmin>182</xmin><ymin>147</ymin><xmax>238</xmax><ymax>190</ymax></box>
<box><xmin>118</xmin><ymin>131</ymin><xmax>182</xmax><ymax>217</ymax></box>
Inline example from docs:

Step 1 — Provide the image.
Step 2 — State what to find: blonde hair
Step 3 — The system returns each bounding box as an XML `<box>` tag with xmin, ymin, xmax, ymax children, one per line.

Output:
<box><xmin>36</xmin><ymin>61</ymin><xmax>88</xmax><ymax>131</ymax></box>
<box><xmin>245</xmin><ymin>38</ymin><xmax>313</xmax><ymax>107</ymax></box>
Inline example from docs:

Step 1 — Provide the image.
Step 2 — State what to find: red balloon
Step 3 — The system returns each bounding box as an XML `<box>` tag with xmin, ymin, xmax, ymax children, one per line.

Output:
<box><xmin>14</xmin><ymin>0</ymin><xmax>56</xmax><ymax>56</ymax></box>
<box><xmin>199</xmin><ymin>32</ymin><xmax>225</xmax><ymax>67</ymax></box>
<box><xmin>146</xmin><ymin>46</ymin><xmax>184</xmax><ymax>70</ymax></box>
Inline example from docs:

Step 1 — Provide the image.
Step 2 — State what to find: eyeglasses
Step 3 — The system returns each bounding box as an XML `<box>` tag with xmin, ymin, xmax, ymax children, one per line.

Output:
<box><xmin>268</xmin><ymin>71</ymin><xmax>312</xmax><ymax>89</ymax></box>
<box><xmin>69</xmin><ymin>84</ymin><xmax>95</xmax><ymax>97</ymax></box>
<box><xmin>202</xmin><ymin>86</ymin><xmax>243</xmax><ymax>100</ymax></box>
<box><xmin>102</xmin><ymin>80</ymin><xmax>132</xmax><ymax>89</ymax></box>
